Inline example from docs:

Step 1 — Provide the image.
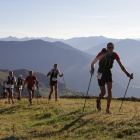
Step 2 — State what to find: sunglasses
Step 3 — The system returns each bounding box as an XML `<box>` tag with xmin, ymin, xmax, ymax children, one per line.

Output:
<box><xmin>108</xmin><ymin>47</ymin><xmax>114</xmax><ymax>49</ymax></box>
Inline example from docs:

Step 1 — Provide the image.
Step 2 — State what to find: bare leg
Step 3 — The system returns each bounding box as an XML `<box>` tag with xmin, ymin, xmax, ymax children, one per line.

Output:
<box><xmin>18</xmin><ymin>90</ymin><xmax>21</xmax><ymax>99</ymax></box>
<box><xmin>98</xmin><ymin>86</ymin><xmax>106</xmax><ymax>100</ymax></box>
<box><xmin>50</xmin><ymin>86</ymin><xmax>54</xmax><ymax>96</ymax></box>
<box><xmin>32</xmin><ymin>90</ymin><xmax>35</xmax><ymax>98</ymax></box>
<box><xmin>55</xmin><ymin>84</ymin><xmax>58</xmax><ymax>99</ymax></box>
<box><xmin>8</xmin><ymin>91</ymin><xmax>12</xmax><ymax>103</ymax></box>
<box><xmin>106</xmin><ymin>82</ymin><xmax>112</xmax><ymax>109</ymax></box>
<box><xmin>28</xmin><ymin>90</ymin><xmax>32</xmax><ymax>102</ymax></box>
<box><xmin>11</xmin><ymin>90</ymin><xmax>13</xmax><ymax>100</ymax></box>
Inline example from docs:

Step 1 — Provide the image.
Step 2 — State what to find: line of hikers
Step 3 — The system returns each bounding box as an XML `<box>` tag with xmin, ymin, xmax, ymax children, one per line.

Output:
<box><xmin>1</xmin><ymin>42</ymin><xmax>134</xmax><ymax>114</ymax></box>
<box><xmin>2</xmin><ymin>64</ymin><xmax>64</xmax><ymax>105</ymax></box>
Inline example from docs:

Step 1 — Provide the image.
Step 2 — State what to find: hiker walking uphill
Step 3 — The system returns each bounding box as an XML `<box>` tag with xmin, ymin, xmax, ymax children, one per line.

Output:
<box><xmin>3</xmin><ymin>71</ymin><xmax>16</xmax><ymax>104</ymax></box>
<box><xmin>90</xmin><ymin>42</ymin><xmax>133</xmax><ymax>114</ymax></box>
<box><xmin>23</xmin><ymin>71</ymin><xmax>38</xmax><ymax>105</ymax></box>
<box><xmin>47</xmin><ymin>64</ymin><xmax>64</xmax><ymax>101</ymax></box>
<box><xmin>16</xmin><ymin>75</ymin><xmax>25</xmax><ymax>101</ymax></box>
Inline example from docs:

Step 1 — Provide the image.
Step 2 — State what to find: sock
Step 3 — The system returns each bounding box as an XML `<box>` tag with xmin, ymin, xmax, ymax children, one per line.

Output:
<box><xmin>107</xmin><ymin>104</ymin><xmax>110</xmax><ymax>110</ymax></box>
<box><xmin>98</xmin><ymin>99</ymin><xmax>101</xmax><ymax>102</ymax></box>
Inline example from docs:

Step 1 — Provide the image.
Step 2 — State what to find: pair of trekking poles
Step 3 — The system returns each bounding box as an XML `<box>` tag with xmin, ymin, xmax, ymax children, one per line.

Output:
<box><xmin>82</xmin><ymin>73</ymin><xmax>133</xmax><ymax>113</ymax></box>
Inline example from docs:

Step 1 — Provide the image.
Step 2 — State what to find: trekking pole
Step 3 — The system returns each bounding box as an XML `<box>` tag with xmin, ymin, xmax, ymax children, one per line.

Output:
<box><xmin>119</xmin><ymin>73</ymin><xmax>133</xmax><ymax>112</ymax></box>
<box><xmin>36</xmin><ymin>83</ymin><xmax>38</xmax><ymax>104</ymax></box>
<box><xmin>63</xmin><ymin>75</ymin><xmax>68</xmax><ymax>99</ymax></box>
<box><xmin>37</xmin><ymin>85</ymin><xmax>39</xmax><ymax>104</ymax></box>
<box><xmin>82</xmin><ymin>74</ymin><xmax>93</xmax><ymax>114</ymax></box>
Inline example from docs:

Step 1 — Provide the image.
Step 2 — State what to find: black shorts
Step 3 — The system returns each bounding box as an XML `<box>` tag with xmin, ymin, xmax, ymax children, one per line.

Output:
<box><xmin>6</xmin><ymin>88</ymin><xmax>13</xmax><ymax>93</ymax></box>
<box><xmin>17</xmin><ymin>87</ymin><xmax>23</xmax><ymax>92</ymax></box>
<box><xmin>50</xmin><ymin>81</ymin><xmax>58</xmax><ymax>86</ymax></box>
<box><xmin>98</xmin><ymin>73</ymin><xmax>113</xmax><ymax>86</ymax></box>
<box><xmin>27</xmin><ymin>86</ymin><xmax>35</xmax><ymax>91</ymax></box>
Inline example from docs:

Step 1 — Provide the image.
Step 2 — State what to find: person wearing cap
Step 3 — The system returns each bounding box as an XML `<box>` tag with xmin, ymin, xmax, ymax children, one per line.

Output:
<box><xmin>3</xmin><ymin>71</ymin><xmax>16</xmax><ymax>104</ymax></box>
<box><xmin>16</xmin><ymin>75</ymin><xmax>25</xmax><ymax>100</ymax></box>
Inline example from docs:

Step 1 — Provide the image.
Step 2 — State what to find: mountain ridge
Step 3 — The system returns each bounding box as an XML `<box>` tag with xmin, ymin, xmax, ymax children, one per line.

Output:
<box><xmin>0</xmin><ymin>39</ymin><xmax>139</xmax><ymax>97</ymax></box>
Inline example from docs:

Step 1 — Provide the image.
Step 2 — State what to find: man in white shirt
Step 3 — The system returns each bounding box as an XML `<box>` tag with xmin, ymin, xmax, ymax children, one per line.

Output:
<box><xmin>16</xmin><ymin>75</ymin><xmax>25</xmax><ymax>101</ymax></box>
<box><xmin>3</xmin><ymin>71</ymin><xmax>16</xmax><ymax>104</ymax></box>
<box><xmin>47</xmin><ymin>64</ymin><xmax>64</xmax><ymax>101</ymax></box>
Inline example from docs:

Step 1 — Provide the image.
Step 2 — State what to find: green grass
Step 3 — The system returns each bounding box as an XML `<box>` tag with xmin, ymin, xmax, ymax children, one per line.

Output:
<box><xmin>0</xmin><ymin>98</ymin><xmax>140</xmax><ymax>139</ymax></box>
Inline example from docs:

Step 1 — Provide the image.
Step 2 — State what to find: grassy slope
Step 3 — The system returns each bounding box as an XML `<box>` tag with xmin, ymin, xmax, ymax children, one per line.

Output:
<box><xmin>0</xmin><ymin>98</ymin><xmax>140</xmax><ymax>140</ymax></box>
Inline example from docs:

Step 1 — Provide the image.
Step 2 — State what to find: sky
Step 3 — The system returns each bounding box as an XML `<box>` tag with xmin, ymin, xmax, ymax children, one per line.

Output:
<box><xmin>0</xmin><ymin>0</ymin><xmax>140</xmax><ymax>39</ymax></box>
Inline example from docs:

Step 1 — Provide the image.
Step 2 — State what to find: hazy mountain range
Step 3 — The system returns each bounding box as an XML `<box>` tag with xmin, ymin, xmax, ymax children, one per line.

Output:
<box><xmin>0</xmin><ymin>39</ymin><xmax>140</xmax><ymax>97</ymax></box>
<box><xmin>0</xmin><ymin>36</ymin><xmax>121</xmax><ymax>51</ymax></box>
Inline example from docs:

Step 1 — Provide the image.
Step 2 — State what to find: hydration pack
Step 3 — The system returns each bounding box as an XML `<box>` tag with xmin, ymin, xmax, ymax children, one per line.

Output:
<box><xmin>98</xmin><ymin>48</ymin><xmax>114</xmax><ymax>72</ymax></box>
<box><xmin>17</xmin><ymin>78</ymin><xmax>23</xmax><ymax>86</ymax></box>
<box><xmin>50</xmin><ymin>69</ymin><xmax>58</xmax><ymax>81</ymax></box>
<box><xmin>6</xmin><ymin>76</ymin><xmax>14</xmax><ymax>85</ymax></box>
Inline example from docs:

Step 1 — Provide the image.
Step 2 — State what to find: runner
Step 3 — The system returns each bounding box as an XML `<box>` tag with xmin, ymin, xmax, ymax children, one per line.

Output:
<box><xmin>23</xmin><ymin>71</ymin><xmax>38</xmax><ymax>105</ymax></box>
<box><xmin>16</xmin><ymin>75</ymin><xmax>25</xmax><ymax>101</ymax></box>
<box><xmin>47</xmin><ymin>64</ymin><xmax>64</xmax><ymax>101</ymax></box>
<box><xmin>1</xmin><ymin>90</ymin><xmax>8</xmax><ymax>99</ymax></box>
<box><xmin>90</xmin><ymin>42</ymin><xmax>133</xmax><ymax>114</ymax></box>
<box><xmin>3</xmin><ymin>71</ymin><xmax>16</xmax><ymax>104</ymax></box>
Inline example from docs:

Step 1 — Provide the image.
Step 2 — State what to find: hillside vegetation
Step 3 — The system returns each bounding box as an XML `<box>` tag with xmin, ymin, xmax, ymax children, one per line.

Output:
<box><xmin>0</xmin><ymin>98</ymin><xmax>140</xmax><ymax>139</ymax></box>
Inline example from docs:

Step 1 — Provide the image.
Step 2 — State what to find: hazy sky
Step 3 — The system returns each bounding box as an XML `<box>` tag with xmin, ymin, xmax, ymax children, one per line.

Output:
<box><xmin>0</xmin><ymin>0</ymin><xmax>140</xmax><ymax>39</ymax></box>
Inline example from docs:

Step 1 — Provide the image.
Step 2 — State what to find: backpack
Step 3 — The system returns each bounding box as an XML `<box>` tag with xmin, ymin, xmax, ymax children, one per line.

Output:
<box><xmin>98</xmin><ymin>48</ymin><xmax>114</xmax><ymax>72</ymax></box>
<box><xmin>50</xmin><ymin>69</ymin><xmax>58</xmax><ymax>81</ymax></box>
<box><xmin>6</xmin><ymin>76</ymin><xmax>14</xmax><ymax>85</ymax></box>
<box><xmin>17</xmin><ymin>78</ymin><xmax>23</xmax><ymax>86</ymax></box>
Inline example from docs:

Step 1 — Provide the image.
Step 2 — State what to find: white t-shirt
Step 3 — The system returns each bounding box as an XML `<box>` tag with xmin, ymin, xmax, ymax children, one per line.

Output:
<box><xmin>16</xmin><ymin>78</ymin><xmax>25</xmax><ymax>90</ymax></box>
<box><xmin>49</xmin><ymin>69</ymin><xmax>61</xmax><ymax>81</ymax></box>
<box><xmin>4</xmin><ymin>76</ymin><xmax>16</xmax><ymax>88</ymax></box>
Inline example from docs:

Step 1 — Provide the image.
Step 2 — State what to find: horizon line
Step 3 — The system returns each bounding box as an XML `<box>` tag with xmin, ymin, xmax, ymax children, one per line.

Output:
<box><xmin>0</xmin><ymin>35</ymin><xmax>139</xmax><ymax>40</ymax></box>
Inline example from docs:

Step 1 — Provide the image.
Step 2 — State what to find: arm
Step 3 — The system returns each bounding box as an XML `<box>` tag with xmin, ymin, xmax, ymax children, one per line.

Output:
<box><xmin>22</xmin><ymin>80</ymin><xmax>27</xmax><ymax>90</ymax></box>
<box><xmin>90</xmin><ymin>57</ymin><xmax>99</xmax><ymax>74</ymax></box>
<box><xmin>3</xmin><ymin>81</ymin><xmax>6</xmax><ymax>87</ymax></box>
<box><xmin>58</xmin><ymin>70</ymin><xmax>63</xmax><ymax>77</ymax></box>
<box><xmin>59</xmin><ymin>73</ymin><xmax>64</xmax><ymax>77</ymax></box>
<box><xmin>14</xmin><ymin>78</ymin><xmax>17</xmax><ymax>86</ymax></box>
<box><xmin>35</xmin><ymin>78</ymin><xmax>39</xmax><ymax>89</ymax></box>
<box><xmin>117</xmin><ymin>60</ymin><xmax>133</xmax><ymax>79</ymax></box>
<box><xmin>3</xmin><ymin>77</ymin><xmax>7</xmax><ymax>87</ymax></box>
<box><xmin>91</xmin><ymin>57</ymin><xmax>99</xmax><ymax>70</ymax></box>
<box><xmin>47</xmin><ymin>72</ymin><xmax>51</xmax><ymax>77</ymax></box>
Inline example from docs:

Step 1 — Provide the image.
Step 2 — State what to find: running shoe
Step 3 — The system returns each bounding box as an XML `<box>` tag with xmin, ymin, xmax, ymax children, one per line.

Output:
<box><xmin>12</xmin><ymin>100</ymin><xmax>15</xmax><ymax>104</ymax></box>
<box><xmin>30</xmin><ymin>102</ymin><xmax>33</xmax><ymax>105</ymax></box>
<box><xmin>106</xmin><ymin>109</ymin><xmax>112</xmax><ymax>114</ymax></box>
